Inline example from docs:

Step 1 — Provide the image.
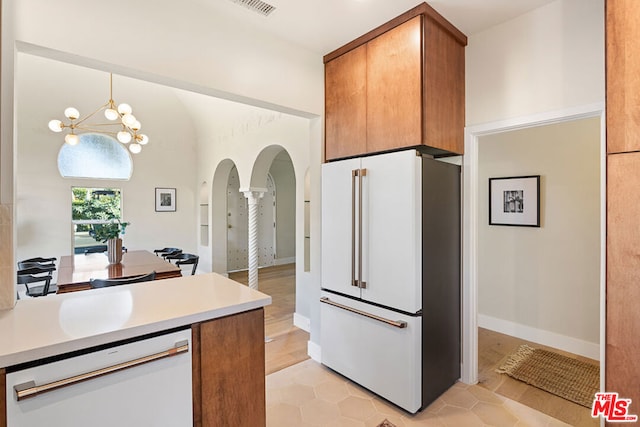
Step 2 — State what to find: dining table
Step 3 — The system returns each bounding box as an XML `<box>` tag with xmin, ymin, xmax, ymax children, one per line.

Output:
<box><xmin>56</xmin><ymin>250</ymin><xmax>183</xmax><ymax>293</ymax></box>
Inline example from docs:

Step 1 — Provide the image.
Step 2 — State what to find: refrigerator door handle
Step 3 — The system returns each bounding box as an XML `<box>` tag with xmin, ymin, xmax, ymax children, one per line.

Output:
<box><xmin>358</xmin><ymin>168</ymin><xmax>367</xmax><ymax>289</ymax></box>
<box><xmin>320</xmin><ymin>297</ymin><xmax>406</xmax><ymax>328</ymax></box>
<box><xmin>351</xmin><ymin>169</ymin><xmax>358</xmax><ymax>287</ymax></box>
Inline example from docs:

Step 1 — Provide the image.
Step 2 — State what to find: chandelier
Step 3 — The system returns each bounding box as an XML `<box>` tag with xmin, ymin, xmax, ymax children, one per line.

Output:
<box><xmin>48</xmin><ymin>73</ymin><xmax>149</xmax><ymax>154</ymax></box>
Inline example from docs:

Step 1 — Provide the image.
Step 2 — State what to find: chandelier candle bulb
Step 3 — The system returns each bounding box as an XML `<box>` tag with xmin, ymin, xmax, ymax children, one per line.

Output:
<box><xmin>129</xmin><ymin>143</ymin><xmax>142</xmax><ymax>154</ymax></box>
<box><xmin>64</xmin><ymin>107</ymin><xmax>80</xmax><ymax>120</ymax></box>
<box><xmin>122</xmin><ymin>114</ymin><xmax>137</xmax><ymax>127</ymax></box>
<box><xmin>104</xmin><ymin>108</ymin><xmax>119</xmax><ymax>121</ymax></box>
<box><xmin>117</xmin><ymin>131</ymin><xmax>132</xmax><ymax>144</ymax></box>
<box><xmin>48</xmin><ymin>120</ymin><xmax>63</xmax><ymax>132</ymax></box>
<box><xmin>117</xmin><ymin>103</ymin><xmax>132</xmax><ymax>115</ymax></box>
<box><xmin>65</xmin><ymin>133</ymin><xmax>79</xmax><ymax>146</ymax></box>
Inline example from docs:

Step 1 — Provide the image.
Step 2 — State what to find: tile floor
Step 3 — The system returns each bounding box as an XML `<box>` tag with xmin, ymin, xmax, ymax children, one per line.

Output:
<box><xmin>266</xmin><ymin>359</ymin><xmax>573</xmax><ymax>427</ymax></box>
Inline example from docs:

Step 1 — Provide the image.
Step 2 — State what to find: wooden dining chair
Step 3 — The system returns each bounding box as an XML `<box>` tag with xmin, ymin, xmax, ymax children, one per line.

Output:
<box><xmin>83</xmin><ymin>245</ymin><xmax>127</xmax><ymax>254</ymax></box>
<box><xmin>89</xmin><ymin>271</ymin><xmax>156</xmax><ymax>289</ymax></box>
<box><xmin>19</xmin><ymin>257</ymin><xmax>56</xmax><ymax>264</ymax></box>
<box><xmin>17</xmin><ymin>267</ymin><xmax>57</xmax><ymax>296</ymax></box>
<box><xmin>18</xmin><ymin>256</ymin><xmax>56</xmax><ymax>271</ymax></box>
<box><xmin>165</xmin><ymin>253</ymin><xmax>199</xmax><ymax>276</ymax></box>
<box><xmin>17</xmin><ymin>261</ymin><xmax>56</xmax><ymax>272</ymax></box>
<box><xmin>153</xmin><ymin>247</ymin><xmax>182</xmax><ymax>259</ymax></box>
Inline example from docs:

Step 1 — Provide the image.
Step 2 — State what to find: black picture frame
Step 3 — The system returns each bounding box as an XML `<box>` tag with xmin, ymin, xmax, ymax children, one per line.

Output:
<box><xmin>155</xmin><ymin>187</ymin><xmax>176</xmax><ymax>212</ymax></box>
<box><xmin>489</xmin><ymin>175</ymin><xmax>540</xmax><ymax>227</ymax></box>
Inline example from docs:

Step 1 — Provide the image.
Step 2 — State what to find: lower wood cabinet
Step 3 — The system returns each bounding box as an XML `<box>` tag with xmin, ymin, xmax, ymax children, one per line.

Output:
<box><xmin>606</xmin><ymin>153</ymin><xmax>640</xmax><ymax>410</ymax></box>
<box><xmin>192</xmin><ymin>308</ymin><xmax>266</xmax><ymax>427</ymax></box>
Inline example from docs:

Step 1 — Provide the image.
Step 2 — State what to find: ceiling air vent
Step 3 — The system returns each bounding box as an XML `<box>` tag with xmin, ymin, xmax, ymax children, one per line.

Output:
<box><xmin>228</xmin><ymin>0</ymin><xmax>276</xmax><ymax>16</ymax></box>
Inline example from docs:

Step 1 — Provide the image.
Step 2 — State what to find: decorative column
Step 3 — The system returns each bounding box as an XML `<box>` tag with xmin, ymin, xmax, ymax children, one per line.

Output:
<box><xmin>242</xmin><ymin>189</ymin><xmax>266</xmax><ymax>290</ymax></box>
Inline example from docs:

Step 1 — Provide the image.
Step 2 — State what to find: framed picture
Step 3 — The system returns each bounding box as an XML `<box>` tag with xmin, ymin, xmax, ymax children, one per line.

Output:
<box><xmin>155</xmin><ymin>187</ymin><xmax>176</xmax><ymax>212</ymax></box>
<box><xmin>489</xmin><ymin>175</ymin><xmax>540</xmax><ymax>227</ymax></box>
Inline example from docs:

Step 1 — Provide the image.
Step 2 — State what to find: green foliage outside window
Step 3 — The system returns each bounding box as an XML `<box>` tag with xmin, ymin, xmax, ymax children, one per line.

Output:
<box><xmin>72</xmin><ymin>188</ymin><xmax>122</xmax><ymax>232</ymax></box>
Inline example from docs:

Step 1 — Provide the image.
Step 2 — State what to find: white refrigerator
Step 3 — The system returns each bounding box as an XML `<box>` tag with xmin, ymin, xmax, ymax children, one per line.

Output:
<box><xmin>320</xmin><ymin>148</ymin><xmax>460</xmax><ymax>413</ymax></box>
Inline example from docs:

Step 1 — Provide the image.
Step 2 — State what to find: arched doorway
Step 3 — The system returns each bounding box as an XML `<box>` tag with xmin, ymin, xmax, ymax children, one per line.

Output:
<box><xmin>226</xmin><ymin>167</ymin><xmax>277</xmax><ymax>272</ymax></box>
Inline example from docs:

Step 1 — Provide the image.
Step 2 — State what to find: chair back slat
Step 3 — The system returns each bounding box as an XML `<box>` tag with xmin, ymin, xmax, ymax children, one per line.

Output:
<box><xmin>89</xmin><ymin>271</ymin><xmax>156</xmax><ymax>288</ymax></box>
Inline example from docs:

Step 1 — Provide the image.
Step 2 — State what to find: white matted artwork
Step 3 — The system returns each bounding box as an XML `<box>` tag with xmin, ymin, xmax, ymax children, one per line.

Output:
<box><xmin>489</xmin><ymin>175</ymin><xmax>540</xmax><ymax>227</ymax></box>
<box><xmin>155</xmin><ymin>187</ymin><xmax>176</xmax><ymax>212</ymax></box>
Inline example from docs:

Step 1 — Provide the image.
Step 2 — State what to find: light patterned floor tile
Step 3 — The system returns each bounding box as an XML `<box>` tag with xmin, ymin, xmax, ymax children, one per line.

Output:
<box><xmin>266</xmin><ymin>360</ymin><xmax>574</xmax><ymax>427</ymax></box>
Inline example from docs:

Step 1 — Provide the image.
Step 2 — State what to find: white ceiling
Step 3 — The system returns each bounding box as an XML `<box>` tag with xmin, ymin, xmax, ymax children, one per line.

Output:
<box><xmin>191</xmin><ymin>0</ymin><xmax>557</xmax><ymax>54</ymax></box>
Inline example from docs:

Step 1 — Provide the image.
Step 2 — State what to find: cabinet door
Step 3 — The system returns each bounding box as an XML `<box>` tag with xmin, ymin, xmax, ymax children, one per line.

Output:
<box><xmin>606</xmin><ymin>153</ymin><xmax>640</xmax><ymax>409</ymax></box>
<box><xmin>361</xmin><ymin>150</ymin><xmax>422</xmax><ymax>313</ymax></box>
<box><xmin>367</xmin><ymin>16</ymin><xmax>423</xmax><ymax>154</ymax></box>
<box><xmin>607</xmin><ymin>0</ymin><xmax>640</xmax><ymax>153</ymax></box>
<box><xmin>321</xmin><ymin>158</ymin><xmax>362</xmax><ymax>298</ymax></box>
<box><xmin>197</xmin><ymin>309</ymin><xmax>265</xmax><ymax>427</ymax></box>
<box><xmin>325</xmin><ymin>44</ymin><xmax>367</xmax><ymax>161</ymax></box>
<box><xmin>423</xmin><ymin>15</ymin><xmax>465</xmax><ymax>155</ymax></box>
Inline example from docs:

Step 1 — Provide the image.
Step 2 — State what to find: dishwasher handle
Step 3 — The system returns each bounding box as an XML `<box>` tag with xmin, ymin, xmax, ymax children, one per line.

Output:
<box><xmin>14</xmin><ymin>340</ymin><xmax>189</xmax><ymax>401</ymax></box>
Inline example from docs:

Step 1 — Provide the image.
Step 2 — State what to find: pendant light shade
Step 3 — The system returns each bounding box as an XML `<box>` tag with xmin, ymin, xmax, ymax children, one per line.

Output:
<box><xmin>117</xmin><ymin>103</ymin><xmax>132</xmax><ymax>115</ymax></box>
<box><xmin>117</xmin><ymin>131</ymin><xmax>132</xmax><ymax>144</ymax></box>
<box><xmin>64</xmin><ymin>107</ymin><xmax>80</xmax><ymax>120</ymax></box>
<box><xmin>104</xmin><ymin>108</ymin><xmax>119</xmax><ymax>121</ymax></box>
<box><xmin>65</xmin><ymin>133</ymin><xmax>80</xmax><ymax>146</ymax></box>
<box><xmin>48</xmin><ymin>120</ymin><xmax>63</xmax><ymax>132</ymax></box>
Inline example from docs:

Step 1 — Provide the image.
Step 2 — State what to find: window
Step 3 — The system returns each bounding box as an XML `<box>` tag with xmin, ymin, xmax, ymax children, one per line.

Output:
<box><xmin>58</xmin><ymin>133</ymin><xmax>133</xmax><ymax>180</ymax></box>
<box><xmin>72</xmin><ymin>187</ymin><xmax>124</xmax><ymax>254</ymax></box>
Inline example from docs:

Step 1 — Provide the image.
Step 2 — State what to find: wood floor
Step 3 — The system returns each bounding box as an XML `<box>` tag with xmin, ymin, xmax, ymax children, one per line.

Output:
<box><xmin>478</xmin><ymin>327</ymin><xmax>599</xmax><ymax>427</ymax></box>
<box><xmin>228</xmin><ymin>264</ymin><xmax>309</xmax><ymax>375</ymax></box>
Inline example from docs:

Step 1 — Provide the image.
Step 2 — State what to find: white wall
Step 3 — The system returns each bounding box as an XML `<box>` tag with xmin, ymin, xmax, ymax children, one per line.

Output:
<box><xmin>270</xmin><ymin>152</ymin><xmax>296</xmax><ymax>263</ymax></box>
<box><xmin>13</xmin><ymin>0</ymin><xmax>323</xmax><ymax>116</ymax></box>
<box><xmin>182</xmin><ymin>90</ymin><xmax>311</xmax><ymax>318</ymax></box>
<box><xmin>466</xmin><ymin>0</ymin><xmax>604</xmax><ymax>125</ymax></box>
<box><xmin>16</xmin><ymin>54</ymin><xmax>198</xmax><ymax>260</ymax></box>
<box><xmin>477</xmin><ymin>117</ymin><xmax>601</xmax><ymax>354</ymax></box>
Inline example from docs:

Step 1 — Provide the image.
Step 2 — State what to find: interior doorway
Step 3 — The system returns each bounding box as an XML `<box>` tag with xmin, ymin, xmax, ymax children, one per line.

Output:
<box><xmin>473</xmin><ymin>116</ymin><xmax>601</xmax><ymax>425</ymax></box>
<box><xmin>461</xmin><ymin>104</ymin><xmax>606</xmax><ymax>395</ymax></box>
<box><xmin>226</xmin><ymin>166</ymin><xmax>276</xmax><ymax>272</ymax></box>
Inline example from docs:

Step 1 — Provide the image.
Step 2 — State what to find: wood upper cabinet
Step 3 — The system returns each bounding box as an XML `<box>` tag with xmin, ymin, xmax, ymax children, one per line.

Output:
<box><xmin>325</xmin><ymin>44</ymin><xmax>367</xmax><ymax>160</ymax></box>
<box><xmin>605</xmin><ymin>0</ymin><xmax>640</xmax><ymax>412</ymax></box>
<box><xmin>367</xmin><ymin>16</ymin><xmax>423</xmax><ymax>154</ymax></box>
<box><xmin>324</xmin><ymin>3</ymin><xmax>467</xmax><ymax>161</ymax></box>
<box><xmin>606</xmin><ymin>0</ymin><xmax>640</xmax><ymax>153</ymax></box>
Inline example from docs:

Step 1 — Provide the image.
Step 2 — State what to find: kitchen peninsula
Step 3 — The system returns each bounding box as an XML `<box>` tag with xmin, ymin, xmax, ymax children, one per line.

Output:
<box><xmin>0</xmin><ymin>273</ymin><xmax>271</xmax><ymax>427</ymax></box>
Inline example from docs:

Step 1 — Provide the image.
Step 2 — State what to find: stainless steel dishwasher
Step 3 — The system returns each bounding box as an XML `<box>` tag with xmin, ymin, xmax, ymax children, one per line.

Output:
<box><xmin>6</xmin><ymin>328</ymin><xmax>193</xmax><ymax>426</ymax></box>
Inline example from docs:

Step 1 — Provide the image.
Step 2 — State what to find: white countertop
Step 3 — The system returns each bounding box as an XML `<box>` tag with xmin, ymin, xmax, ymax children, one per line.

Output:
<box><xmin>0</xmin><ymin>273</ymin><xmax>271</xmax><ymax>367</ymax></box>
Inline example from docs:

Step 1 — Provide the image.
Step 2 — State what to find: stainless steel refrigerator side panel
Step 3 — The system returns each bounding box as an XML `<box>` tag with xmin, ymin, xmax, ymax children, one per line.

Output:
<box><xmin>421</xmin><ymin>156</ymin><xmax>462</xmax><ymax>406</ymax></box>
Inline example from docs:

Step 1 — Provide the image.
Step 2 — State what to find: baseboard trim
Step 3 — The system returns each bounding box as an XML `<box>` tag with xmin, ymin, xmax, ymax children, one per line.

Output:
<box><xmin>308</xmin><ymin>340</ymin><xmax>321</xmax><ymax>362</ymax></box>
<box><xmin>478</xmin><ymin>314</ymin><xmax>600</xmax><ymax>360</ymax></box>
<box><xmin>293</xmin><ymin>313</ymin><xmax>310</xmax><ymax>332</ymax></box>
<box><xmin>274</xmin><ymin>257</ymin><xmax>295</xmax><ymax>266</ymax></box>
